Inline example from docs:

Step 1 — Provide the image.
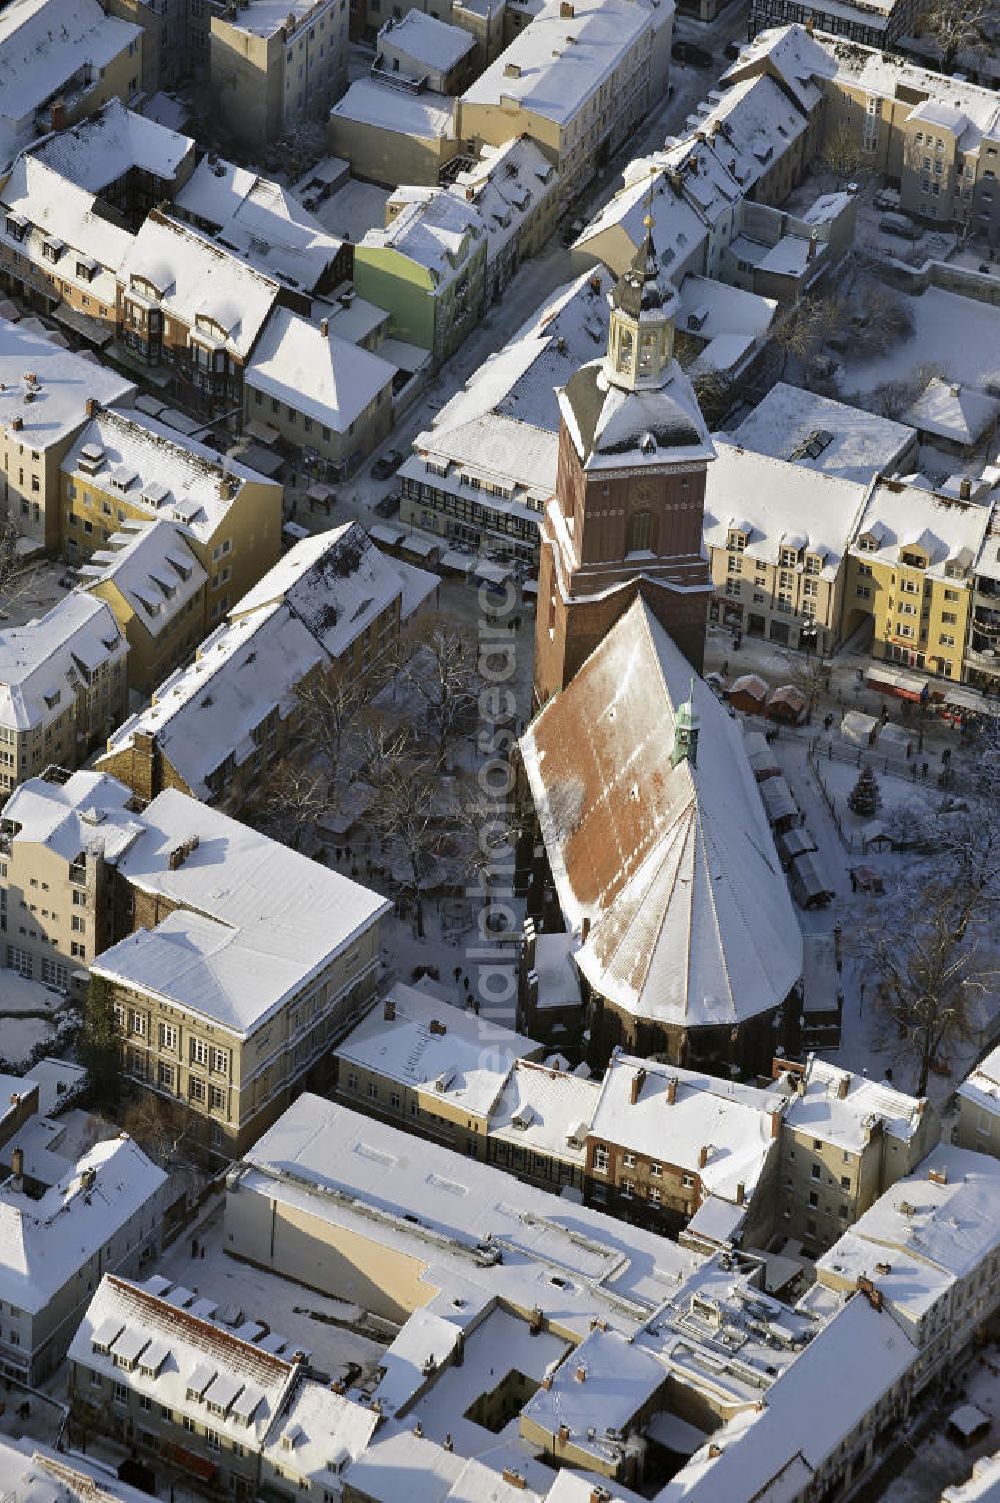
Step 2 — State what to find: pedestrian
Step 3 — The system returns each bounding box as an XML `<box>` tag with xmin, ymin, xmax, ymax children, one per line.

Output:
<box><xmin>850</xmin><ymin>870</ymin><xmax>858</xmax><ymax>893</ymax></box>
<box><xmin>922</xmin><ymin>761</ymin><xmax>929</xmax><ymax>779</ymax></box>
<box><xmin>453</xmin><ymin>966</ymin><xmax>462</xmax><ymax>983</ymax></box>
<box><xmin>201</xmin><ymin>1246</ymin><xmax>206</xmax><ymax>1259</ymax></box>
<box><xmin>911</xmin><ymin>762</ymin><xmax>917</xmax><ymax>780</ymax></box>
<box><xmin>942</xmin><ymin>747</ymin><xmax>952</xmax><ymax>765</ymax></box>
<box><xmin>722</xmin><ymin>659</ymin><xmax>730</xmax><ymax>677</ymax></box>
<box><xmin>191</xmin><ymin>1237</ymin><xmax>198</xmax><ymax>1258</ymax></box>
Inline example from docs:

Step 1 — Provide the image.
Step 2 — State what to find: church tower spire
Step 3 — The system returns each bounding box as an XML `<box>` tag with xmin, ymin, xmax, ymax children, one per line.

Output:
<box><xmin>532</xmin><ymin>176</ymin><xmax>715</xmax><ymax>711</ymax></box>
<box><xmin>605</xmin><ymin>184</ymin><xmax>677</xmax><ymax>393</ymax></box>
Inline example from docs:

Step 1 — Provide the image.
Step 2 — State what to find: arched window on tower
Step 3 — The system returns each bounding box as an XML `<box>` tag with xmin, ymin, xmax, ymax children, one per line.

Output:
<box><xmin>617</xmin><ymin>326</ymin><xmax>634</xmax><ymax>376</ymax></box>
<box><xmin>627</xmin><ymin>509</ymin><xmax>653</xmax><ymax>554</ymax></box>
<box><xmin>638</xmin><ymin>330</ymin><xmax>658</xmax><ymax>377</ymax></box>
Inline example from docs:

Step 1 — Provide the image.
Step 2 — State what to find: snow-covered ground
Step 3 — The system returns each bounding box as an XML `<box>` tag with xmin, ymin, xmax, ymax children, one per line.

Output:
<box><xmin>837</xmin><ymin>284</ymin><xmax>1000</xmax><ymax>394</ymax></box>
<box><xmin>158</xmin><ymin>1200</ymin><xmax>392</xmax><ymax>1382</ymax></box>
<box><xmin>880</xmin><ymin>1347</ymin><xmax>1000</xmax><ymax>1503</ymax></box>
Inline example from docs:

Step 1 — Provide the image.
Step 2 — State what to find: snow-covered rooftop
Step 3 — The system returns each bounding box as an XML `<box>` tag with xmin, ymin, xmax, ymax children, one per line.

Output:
<box><xmin>69</xmin><ymin>1273</ymin><xmax>302</xmax><ymax>1448</ymax></box>
<box><xmin>379</xmin><ymin>9</ymin><xmax>476</xmax><ymax>70</ymax></box>
<box><xmin>78</xmin><ymin>520</ymin><xmax>207</xmax><ymax>635</ymax></box>
<box><xmin>259</xmin><ymin>1377</ymin><xmax>378</xmax><ymax>1489</ymax></box>
<box><xmin>703</xmin><ymin>440</ymin><xmax>869</xmax><ymax>579</ymax></box>
<box><xmin>410</xmin><ymin>267</ymin><xmax>615</xmax><ymax>505</ymax></box>
<box><xmin>559</xmin><ymin>354</ymin><xmax>713</xmax><ymax>472</ymax></box>
<box><xmin>331</xmin><ymin>79</ymin><xmax>457</xmax><ymax>140</ymax></box>
<box><xmin>726</xmin><ymin>381</ymin><xmax>916</xmax><ymax>485</ymax></box>
<box><xmin>590</xmin><ymin>1055</ymin><xmax>782</xmax><ymax>1205</ymax></box>
<box><xmin>687</xmin><ymin>73</ymin><xmax>808</xmax><ymax>198</ymax></box>
<box><xmin>246</xmin><ymin>308</ymin><xmax>395</xmax><ymax>432</ymax></box>
<box><xmin>0</xmin><ymin>317</ymin><xmax>134</xmax><ymax>449</ymax></box>
<box><xmin>222</xmin><ymin>0</ymin><xmax>341</xmax><ymax>36</ymax></box>
<box><xmin>823</xmin><ymin>32</ymin><xmax>1000</xmax><ymax>144</ymax></box>
<box><xmin>676</xmin><ymin>275</ymin><xmax>777</xmax><ymax>344</ymax></box>
<box><xmin>29</xmin><ymin>99</ymin><xmax>193</xmax><ymax>192</ymax></box>
<box><xmin>174</xmin><ymin>156</ymin><xmax>258</xmax><ymax>230</ymax></box>
<box><xmin>343</xmin><ymin>1431</ymin><xmax>543</xmax><ymax>1503</ymax></box>
<box><xmin>836</xmin><ymin>1145</ymin><xmax>1000</xmax><ymax>1282</ymax></box>
<box><xmin>336</xmin><ymin>984</ymin><xmax>540</xmax><ymax>1119</ymax></box>
<box><xmin>234</xmin><ymin>1094</ymin><xmax>702</xmax><ymax>1341</ymax></box>
<box><xmin>92</xmin><ymin>787</ymin><xmax>389</xmax><ymax>1035</ymax></box>
<box><xmin>850</xmin><ymin>479</ymin><xmax>991</xmax><ymax>579</ymax></box>
<box><xmin>903</xmin><ymin>376</ymin><xmax>1000</xmax><ymax>446</ymax></box>
<box><xmin>61</xmin><ymin>408</ymin><xmax>277</xmax><ymax>547</ymax></box>
<box><xmin>488</xmin><ymin>1058</ymin><xmax>601</xmax><ymax>1168</ymax></box>
<box><xmin>659</xmin><ymin>1293</ymin><xmax>917</xmax><ymax>1502</ymax></box>
<box><xmin>520</xmin><ymin>599</ymin><xmax>802</xmax><ymax>1029</ymax></box>
<box><xmin>779</xmin><ymin>1056</ymin><xmax>930</xmax><ymax>1153</ymax></box>
<box><xmin>214</xmin><ymin>178</ymin><xmax>344</xmax><ymax>294</ymax></box>
<box><xmin>0</xmin><ymin>1136</ymin><xmax>165</xmax><ymax>1315</ymax></box>
<box><xmin>0</xmin><ymin>594</ymin><xmax>126</xmax><ymax>735</ymax></box>
<box><xmin>461</xmin><ymin>0</ymin><xmax>655</xmax><ymax>126</ymax></box>
<box><xmin>957</xmin><ymin>1045</ymin><xmax>1000</xmax><ymax>1117</ymax></box>
<box><xmin>445</xmin><ymin>137</ymin><xmax>556</xmax><ymax>262</ymax></box>
<box><xmin>523</xmin><ymin>1326</ymin><xmax>668</xmax><ymax>1467</ymax></box>
<box><xmin>2</xmin><ymin>768</ymin><xmax>142</xmax><ymax>862</ymax></box>
<box><xmin>0</xmin><ymin>0</ymin><xmax>141</xmax><ymax>144</ymax></box>
<box><xmin>362</xmin><ymin>189</ymin><xmax>482</xmax><ymax>281</ymax></box>
<box><xmin>720</xmin><ymin>23</ymin><xmax>836</xmax><ymax>115</ymax></box>
<box><xmin>119</xmin><ymin>210</ymin><xmax>281</xmax><ymax>360</ymax></box>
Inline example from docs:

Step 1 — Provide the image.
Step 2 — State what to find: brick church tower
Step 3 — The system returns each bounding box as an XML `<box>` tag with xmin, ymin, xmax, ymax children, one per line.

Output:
<box><xmin>533</xmin><ymin>216</ymin><xmax>715</xmax><ymax>709</ymax></box>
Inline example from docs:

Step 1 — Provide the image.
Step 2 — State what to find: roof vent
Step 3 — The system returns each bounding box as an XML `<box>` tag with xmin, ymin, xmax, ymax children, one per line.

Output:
<box><xmin>504</xmin><ymin>62</ymin><xmax>521</xmax><ymax>77</ymax></box>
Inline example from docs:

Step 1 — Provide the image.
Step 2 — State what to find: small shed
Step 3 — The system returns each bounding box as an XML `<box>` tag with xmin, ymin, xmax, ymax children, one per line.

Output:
<box><xmin>948</xmin><ymin>1404</ymin><xmax>990</xmax><ymax>1447</ymax></box>
<box><xmin>766</xmin><ymin>684</ymin><xmax>807</xmax><ymax>725</ymax></box>
<box><xmin>788</xmin><ymin>849</ymin><xmax>835</xmax><ymax>909</ymax></box>
<box><xmin>759</xmin><ymin>774</ymin><xmax>799</xmax><ymax>832</ymax></box>
<box><xmin>862</xmin><ymin>821</ymin><xmax>892</xmax><ymax>854</ymax></box>
<box><xmin>744</xmin><ymin>730</ymin><xmax>780</xmax><ymax>782</ymax></box>
<box><xmin>777</xmin><ymin>825</ymin><xmax>818</xmax><ymax>867</ymax></box>
<box><xmin>728</xmin><ymin>673</ymin><xmax>769</xmax><ymax>715</ymax></box>
<box><xmin>840</xmin><ymin>709</ymin><xmax>878</xmax><ymax>747</ymax></box>
<box><xmin>878</xmin><ymin>721</ymin><xmax>914</xmax><ymax>757</ymax></box>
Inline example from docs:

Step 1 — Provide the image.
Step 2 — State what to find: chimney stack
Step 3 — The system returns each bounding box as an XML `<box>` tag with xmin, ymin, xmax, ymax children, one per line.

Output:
<box><xmin>736</xmin><ymin>1181</ymin><xmax>745</xmax><ymax>1206</ymax></box>
<box><xmin>960</xmin><ymin>477</ymin><xmax>972</xmax><ymax>500</ymax></box>
<box><xmin>320</xmin><ymin>318</ymin><xmax>329</xmax><ymax>337</ymax></box>
<box><xmin>698</xmin><ymin>1144</ymin><xmax>709</xmax><ymax>1168</ymax></box>
<box><xmin>837</xmin><ymin>1075</ymin><xmax>850</xmax><ymax>1100</ymax></box>
<box><xmin>384</xmin><ymin>997</ymin><xmax>396</xmax><ymax>1022</ymax></box>
<box><xmin>929</xmin><ymin>1165</ymin><xmax>948</xmax><ymax>1185</ymax></box>
<box><xmin>85</xmin><ymin>398</ymin><xmax>101</xmax><ymax>418</ymax></box>
<box><xmin>575</xmin><ymin>1364</ymin><xmax>587</xmax><ymax>1383</ymax></box>
<box><xmin>665</xmin><ymin>1077</ymin><xmax>677</xmax><ymax>1105</ymax></box>
<box><xmin>629</xmin><ymin>1067</ymin><xmax>646</xmax><ymax>1105</ymax></box>
<box><xmin>11</xmin><ymin>416</ymin><xmax>22</xmax><ymax>431</ymax></box>
<box><xmin>11</xmin><ymin>1147</ymin><xmax>23</xmax><ymax>1184</ymax></box>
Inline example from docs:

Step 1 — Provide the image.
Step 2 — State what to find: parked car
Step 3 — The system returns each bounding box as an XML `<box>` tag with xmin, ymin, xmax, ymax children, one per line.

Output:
<box><xmin>374</xmin><ymin>492</ymin><xmax>400</xmax><ymax>518</ymax></box>
<box><xmin>671</xmin><ymin>39</ymin><xmax>714</xmax><ymax>66</ymax></box>
<box><xmin>561</xmin><ymin>217</ymin><xmax>585</xmax><ymax>248</ymax></box>
<box><xmin>879</xmin><ymin>211</ymin><xmax>920</xmax><ymax>241</ymax></box>
<box><xmin>873</xmin><ymin>187</ymin><xmax>901</xmax><ymax>212</ymax></box>
<box><xmin>371</xmin><ymin>449</ymin><xmax>404</xmax><ymax>480</ymax></box>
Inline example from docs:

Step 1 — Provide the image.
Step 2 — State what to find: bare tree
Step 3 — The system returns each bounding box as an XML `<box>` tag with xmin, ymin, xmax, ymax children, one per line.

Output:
<box><xmin>401</xmin><ymin>616</ymin><xmax>481</xmax><ymax>770</ymax></box>
<box><xmin>845</xmin><ymin>283</ymin><xmax>916</xmax><ymax>358</ymax></box>
<box><xmin>918</xmin><ymin>0</ymin><xmax>995</xmax><ymax>69</ymax></box>
<box><xmin>778</xmin><ymin>649</ymin><xmax>831</xmax><ymax>725</ymax></box>
<box><xmin>0</xmin><ymin>522</ymin><xmax>44</xmax><ymax>620</ymax></box>
<box><xmin>123</xmin><ymin>1092</ymin><xmax>193</xmax><ymax>1169</ymax></box>
<box><xmin>294</xmin><ymin>663</ymin><xmax>365</xmax><ymax>797</ymax></box>
<box><xmin>819</xmin><ymin>123</ymin><xmax>871</xmax><ymax>189</ymax></box>
<box><xmin>246</xmin><ymin>754</ymin><xmax>332</xmax><ymax>851</ymax></box>
<box><xmin>857</xmin><ymin>877</ymin><xmax>997</xmax><ymax>1095</ymax></box>
<box><xmin>772</xmin><ymin>294</ymin><xmax>843</xmax><ymax>378</ymax></box>
<box><xmin>693</xmin><ymin>368</ymin><xmax>736</xmax><ymax>428</ymax></box>
<box><xmin>360</xmin><ymin>721</ymin><xmax>441</xmax><ymax>937</ymax></box>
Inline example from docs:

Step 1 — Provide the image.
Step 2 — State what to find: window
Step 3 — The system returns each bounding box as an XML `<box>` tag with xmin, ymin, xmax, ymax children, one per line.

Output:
<box><xmin>71</xmin><ymin>914</ymin><xmax>85</xmax><ymax>933</ymax></box>
<box><xmin>626</xmin><ymin>510</ymin><xmax>652</xmax><ymax>554</ymax></box>
<box><xmin>623</xmin><ymin>1152</ymin><xmax>636</xmax><ymax>1168</ymax></box>
<box><xmin>209</xmin><ymin>1083</ymin><xmax>226</xmax><ymax>1112</ymax></box>
<box><xmin>189</xmin><ymin>1076</ymin><xmax>206</xmax><ymax>1104</ymax></box>
<box><xmin>681</xmin><ymin>1173</ymin><xmax>695</xmax><ymax>1189</ymax></box>
<box><xmin>811</xmin><ymin>1164</ymin><xmax>821</xmax><ymax>1180</ymax></box>
<box><xmin>593</xmin><ymin>1145</ymin><xmax>609</xmax><ymax>1174</ymax></box>
<box><xmin>977</xmin><ymin>1110</ymin><xmax>992</xmax><ymax>1137</ymax></box>
<box><xmin>620</xmin><ymin>1180</ymin><xmax>634</xmax><ymax>1200</ymax></box>
<box><xmin>728</xmin><ymin>530</ymin><xmax>746</xmax><ymax>552</ymax></box>
<box><xmin>346</xmin><ymin>1072</ymin><xmax>358</xmax><ymax>1091</ymax></box>
<box><xmin>366</xmin><ymin>1080</ymin><xmax>378</xmax><ymax>1099</ymax></box>
<box><xmin>190</xmin><ymin>1037</ymin><xmax>208</xmax><ymax>1066</ymax></box>
<box><xmin>129</xmin><ymin>1010</ymin><xmax>146</xmax><ymax>1037</ymax></box>
<box><xmin>158</xmin><ymin>1061</ymin><xmax>173</xmax><ymax>1090</ymax></box>
<box><xmin>840</xmin><ymin>1175</ymin><xmax>850</xmax><ymax>1190</ymax></box>
<box><xmin>210</xmin><ymin>1046</ymin><xmax>229</xmax><ymax>1074</ymax></box>
<box><xmin>159</xmin><ymin>1022</ymin><xmax>177</xmax><ymax>1050</ymax></box>
<box><xmin>727</xmin><ymin>555</ymin><xmax>742</xmax><ymax>574</ymax></box>
<box><xmin>648</xmin><ymin>1187</ymin><xmax>661</xmax><ymax>1206</ymax></box>
<box><xmin>113</xmin><ymin>1381</ymin><xmax>128</xmax><ymax>1405</ymax></box>
<box><xmin>649</xmin><ymin>1162</ymin><xmax>662</xmax><ymax>1178</ymax></box>
<box><xmin>809</xmin><ymin>1191</ymin><xmax>819</xmax><ymax>1208</ymax></box>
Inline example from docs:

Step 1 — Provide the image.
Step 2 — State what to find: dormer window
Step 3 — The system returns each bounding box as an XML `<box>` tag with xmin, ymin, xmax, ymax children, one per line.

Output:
<box><xmin>727</xmin><ymin>529</ymin><xmax>746</xmax><ymax>552</ymax></box>
<box><xmin>804</xmin><ymin>554</ymin><xmax>821</xmax><ymax>575</ymax></box>
<box><xmin>780</xmin><ymin>546</ymin><xmax>800</xmax><ymax>567</ymax></box>
<box><xmin>5</xmin><ymin>213</ymin><xmax>27</xmax><ymax>242</ymax></box>
<box><xmin>858</xmin><ymin>535</ymin><xmax>877</xmax><ymax>553</ymax></box>
<box><xmin>900</xmin><ymin>550</ymin><xmax>926</xmax><ymax>569</ymax></box>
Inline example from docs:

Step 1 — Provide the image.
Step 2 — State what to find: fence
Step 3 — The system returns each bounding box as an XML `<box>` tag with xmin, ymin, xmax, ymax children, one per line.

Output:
<box><xmin>808</xmin><ymin>733</ymin><xmax>976</xmax><ymax>798</ymax></box>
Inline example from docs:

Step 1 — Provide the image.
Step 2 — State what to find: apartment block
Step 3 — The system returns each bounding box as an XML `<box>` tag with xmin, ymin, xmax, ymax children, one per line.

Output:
<box><xmin>954</xmin><ymin>1045</ymin><xmax>1000</xmax><ymax>1156</ymax></box>
<box><xmin>334</xmin><ymin>984</ymin><xmax>541</xmax><ymax>1152</ymax></box>
<box><xmin>458</xmin><ymin>0</ymin><xmax>658</xmax><ymax>209</ymax></box>
<box><xmin>0</xmin><ymin>770</ymin><xmax>143</xmax><ymax>984</ymax></box>
<box><xmin>90</xmin><ymin>787</ymin><xmax>389</xmax><ymax>1154</ymax></box>
<box><xmin>210</xmin><ymin>0</ymin><xmax>350</xmax><ymax>148</ymax></box>
<box><xmin>116</xmin><ymin>211</ymin><xmax>282</xmax><ymax>410</ymax></box>
<box><xmin>704</xmin><ymin>440</ymin><xmax>869</xmax><ymax>655</ymax></box>
<box><xmin>585</xmin><ymin>1054</ymin><xmax>781</xmax><ymax>1247</ymax></box>
<box><xmin>61</xmin><ymin>407</ymin><xmax>283</xmax><ymax>627</ymax></box>
<box><xmin>815</xmin><ymin>1146</ymin><xmax>1000</xmax><ymax>1395</ymax></box>
<box><xmin>79</xmin><ymin>521</ymin><xmax>209</xmax><ymax>695</ymax></box>
<box><xmin>0</xmin><ymin>1132</ymin><xmax>166</xmax><ymax>1385</ymax></box>
<box><xmin>355</xmin><ymin>190</ymin><xmax>486</xmax><ymax>367</ymax></box>
<box><xmin>245</xmin><ymin>309</ymin><xmax>397</xmax><ymax>476</ymax></box>
<box><xmin>0</xmin><ymin>596</ymin><xmax>128</xmax><ymax>797</ymax></box>
<box><xmin>844</xmin><ymin>477</ymin><xmax>993</xmax><ymax>685</ymax></box>
<box><xmin>748</xmin><ymin>0</ymin><xmax>919</xmax><ymax>49</ymax></box>
<box><xmin>69</xmin><ymin>1272</ymin><xmax>377</xmax><ymax>1497</ymax></box>
<box><xmin>0</xmin><ymin>0</ymin><xmax>143</xmax><ymax>166</ymax></box>
<box><xmin>443</xmin><ymin>135</ymin><xmax>560</xmax><ymax>302</ymax></box>
<box><xmin>0</xmin><ymin>319</ymin><xmax>135</xmax><ymax>551</ymax></box>
<box><xmin>775</xmin><ymin>1055</ymin><xmax>939</xmax><ymax>1255</ymax></box>
<box><xmin>98</xmin><ymin>523</ymin><xmax>437</xmax><ymax>810</ymax></box>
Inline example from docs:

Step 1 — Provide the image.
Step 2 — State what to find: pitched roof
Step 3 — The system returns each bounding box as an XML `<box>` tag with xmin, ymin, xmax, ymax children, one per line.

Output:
<box><xmin>520</xmin><ymin>599</ymin><xmax>802</xmax><ymax>1027</ymax></box>
<box><xmin>246</xmin><ymin>309</ymin><xmax>396</xmax><ymax>432</ymax></box>
<box><xmin>29</xmin><ymin>99</ymin><xmax>193</xmax><ymax>191</ymax></box>
<box><xmin>0</xmin><ymin>594</ymin><xmax>126</xmax><ymax>734</ymax></box>
<box><xmin>559</xmin><ymin>357</ymin><xmax>713</xmax><ymax>471</ymax></box>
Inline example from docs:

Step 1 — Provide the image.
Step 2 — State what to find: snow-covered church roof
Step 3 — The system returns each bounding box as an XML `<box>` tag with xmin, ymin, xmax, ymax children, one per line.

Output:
<box><xmin>520</xmin><ymin>599</ymin><xmax>802</xmax><ymax>1029</ymax></box>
